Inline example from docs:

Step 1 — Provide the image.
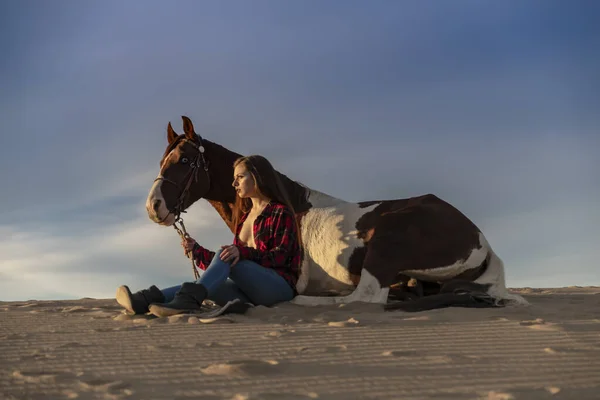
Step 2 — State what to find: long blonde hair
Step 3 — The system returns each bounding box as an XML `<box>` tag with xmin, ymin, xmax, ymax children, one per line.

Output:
<box><xmin>232</xmin><ymin>155</ymin><xmax>302</xmax><ymax>248</ymax></box>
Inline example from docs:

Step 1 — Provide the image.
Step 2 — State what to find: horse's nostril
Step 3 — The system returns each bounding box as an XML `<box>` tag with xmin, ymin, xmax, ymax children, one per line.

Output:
<box><xmin>152</xmin><ymin>199</ymin><xmax>161</xmax><ymax>212</ymax></box>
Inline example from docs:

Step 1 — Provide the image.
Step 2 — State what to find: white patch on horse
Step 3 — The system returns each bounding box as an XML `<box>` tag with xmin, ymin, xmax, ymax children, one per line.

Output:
<box><xmin>146</xmin><ymin>172</ymin><xmax>175</xmax><ymax>226</ymax></box>
<box><xmin>292</xmin><ymin>268</ymin><xmax>389</xmax><ymax>306</ymax></box>
<box><xmin>295</xmin><ymin>190</ymin><xmax>378</xmax><ymax>295</ymax></box>
<box><xmin>402</xmin><ymin>233</ymin><xmax>489</xmax><ymax>281</ymax></box>
<box><xmin>403</xmin><ymin>232</ymin><xmax>528</xmax><ymax>306</ymax></box>
<box><xmin>475</xmin><ymin>249</ymin><xmax>528</xmax><ymax>306</ymax></box>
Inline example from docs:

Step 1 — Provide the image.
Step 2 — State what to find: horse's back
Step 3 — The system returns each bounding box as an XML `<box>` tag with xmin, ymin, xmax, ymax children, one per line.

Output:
<box><xmin>359</xmin><ymin>194</ymin><xmax>483</xmax><ymax>269</ymax></box>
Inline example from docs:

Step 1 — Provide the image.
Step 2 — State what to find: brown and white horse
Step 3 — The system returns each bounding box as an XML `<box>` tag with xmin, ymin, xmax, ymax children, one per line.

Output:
<box><xmin>146</xmin><ymin>116</ymin><xmax>527</xmax><ymax>308</ymax></box>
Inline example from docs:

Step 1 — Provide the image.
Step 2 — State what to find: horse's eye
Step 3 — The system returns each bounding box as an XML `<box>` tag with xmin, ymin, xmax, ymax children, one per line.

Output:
<box><xmin>181</xmin><ymin>157</ymin><xmax>188</xmax><ymax>164</ymax></box>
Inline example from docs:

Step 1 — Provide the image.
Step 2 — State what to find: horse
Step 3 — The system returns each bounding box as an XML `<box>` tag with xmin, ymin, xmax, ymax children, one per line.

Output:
<box><xmin>145</xmin><ymin>116</ymin><xmax>527</xmax><ymax>309</ymax></box>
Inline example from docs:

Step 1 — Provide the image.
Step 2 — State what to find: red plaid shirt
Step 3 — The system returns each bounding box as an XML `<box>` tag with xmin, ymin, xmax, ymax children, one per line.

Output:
<box><xmin>191</xmin><ymin>201</ymin><xmax>301</xmax><ymax>290</ymax></box>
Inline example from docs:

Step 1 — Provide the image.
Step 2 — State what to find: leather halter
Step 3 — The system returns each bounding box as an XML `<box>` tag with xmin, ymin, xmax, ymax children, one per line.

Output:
<box><xmin>153</xmin><ymin>134</ymin><xmax>211</xmax><ymax>223</ymax></box>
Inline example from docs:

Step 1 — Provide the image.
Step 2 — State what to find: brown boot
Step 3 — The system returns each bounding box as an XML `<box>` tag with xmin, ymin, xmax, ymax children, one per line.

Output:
<box><xmin>116</xmin><ymin>285</ymin><xmax>165</xmax><ymax>315</ymax></box>
<box><xmin>148</xmin><ymin>282</ymin><xmax>207</xmax><ymax>317</ymax></box>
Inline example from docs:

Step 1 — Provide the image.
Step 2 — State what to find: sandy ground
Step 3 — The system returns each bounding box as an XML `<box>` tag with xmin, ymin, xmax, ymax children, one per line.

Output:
<box><xmin>1</xmin><ymin>287</ymin><xmax>600</xmax><ymax>400</ymax></box>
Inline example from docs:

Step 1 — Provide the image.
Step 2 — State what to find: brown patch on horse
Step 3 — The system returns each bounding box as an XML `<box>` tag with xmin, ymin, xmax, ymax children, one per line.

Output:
<box><xmin>295</xmin><ymin>210</ymin><xmax>308</xmax><ymax>225</ymax></box>
<box><xmin>349</xmin><ymin>273</ymin><xmax>361</xmax><ymax>286</ymax></box>
<box><xmin>346</xmin><ymin>228</ymin><xmax>376</xmax><ymax>286</ymax></box>
<box><xmin>159</xmin><ymin>117</ymin><xmax>242</xmax><ymax>201</ymax></box>
<box><xmin>356</xmin><ymin>194</ymin><xmax>483</xmax><ymax>287</ymax></box>
<box><xmin>358</xmin><ymin>200</ymin><xmax>383</xmax><ymax>209</ymax></box>
<box><xmin>347</xmin><ymin>246</ymin><xmax>367</xmax><ymax>286</ymax></box>
<box><xmin>358</xmin><ymin>228</ymin><xmax>375</xmax><ymax>242</ymax></box>
<box><xmin>160</xmin><ymin>117</ymin><xmax>312</xmax><ymax>229</ymax></box>
<box><xmin>452</xmin><ymin>252</ymin><xmax>490</xmax><ymax>281</ymax></box>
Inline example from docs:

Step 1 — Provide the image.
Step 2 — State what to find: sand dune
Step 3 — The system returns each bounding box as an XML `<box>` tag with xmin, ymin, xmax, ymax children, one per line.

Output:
<box><xmin>1</xmin><ymin>288</ymin><xmax>599</xmax><ymax>399</ymax></box>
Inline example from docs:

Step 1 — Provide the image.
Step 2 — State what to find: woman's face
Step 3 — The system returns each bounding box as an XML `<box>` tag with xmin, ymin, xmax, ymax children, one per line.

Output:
<box><xmin>232</xmin><ymin>164</ymin><xmax>257</xmax><ymax>198</ymax></box>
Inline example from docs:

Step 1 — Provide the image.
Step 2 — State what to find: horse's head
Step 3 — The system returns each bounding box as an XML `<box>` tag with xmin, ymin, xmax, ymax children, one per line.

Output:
<box><xmin>146</xmin><ymin>116</ymin><xmax>212</xmax><ymax>226</ymax></box>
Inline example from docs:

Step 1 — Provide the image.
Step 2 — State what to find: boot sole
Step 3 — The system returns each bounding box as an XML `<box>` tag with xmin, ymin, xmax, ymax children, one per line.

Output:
<box><xmin>148</xmin><ymin>304</ymin><xmax>189</xmax><ymax>318</ymax></box>
<box><xmin>115</xmin><ymin>286</ymin><xmax>136</xmax><ymax>315</ymax></box>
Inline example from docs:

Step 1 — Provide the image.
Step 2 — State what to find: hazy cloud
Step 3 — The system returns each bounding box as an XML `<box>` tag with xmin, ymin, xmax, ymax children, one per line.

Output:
<box><xmin>1</xmin><ymin>1</ymin><xmax>598</xmax><ymax>300</ymax></box>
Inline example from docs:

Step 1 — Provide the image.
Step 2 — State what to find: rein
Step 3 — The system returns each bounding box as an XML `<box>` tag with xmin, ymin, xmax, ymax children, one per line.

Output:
<box><xmin>154</xmin><ymin>134</ymin><xmax>211</xmax><ymax>280</ymax></box>
<box><xmin>173</xmin><ymin>216</ymin><xmax>199</xmax><ymax>280</ymax></box>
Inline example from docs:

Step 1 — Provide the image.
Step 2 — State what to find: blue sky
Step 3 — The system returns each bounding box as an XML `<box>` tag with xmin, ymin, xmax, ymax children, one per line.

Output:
<box><xmin>1</xmin><ymin>1</ymin><xmax>598</xmax><ymax>301</ymax></box>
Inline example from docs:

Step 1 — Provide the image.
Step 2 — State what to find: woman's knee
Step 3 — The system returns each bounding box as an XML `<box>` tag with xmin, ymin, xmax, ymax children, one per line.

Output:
<box><xmin>210</xmin><ymin>248</ymin><xmax>233</xmax><ymax>267</ymax></box>
<box><xmin>213</xmin><ymin>248</ymin><xmax>224</xmax><ymax>258</ymax></box>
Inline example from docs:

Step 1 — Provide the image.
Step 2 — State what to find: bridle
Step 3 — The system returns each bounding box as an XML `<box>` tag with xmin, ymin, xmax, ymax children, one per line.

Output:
<box><xmin>154</xmin><ymin>134</ymin><xmax>211</xmax><ymax>221</ymax></box>
<box><xmin>153</xmin><ymin>134</ymin><xmax>211</xmax><ymax>279</ymax></box>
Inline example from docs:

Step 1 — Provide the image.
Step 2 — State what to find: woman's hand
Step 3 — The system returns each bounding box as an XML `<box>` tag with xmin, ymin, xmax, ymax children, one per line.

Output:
<box><xmin>220</xmin><ymin>244</ymin><xmax>240</xmax><ymax>266</ymax></box>
<box><xmin>181</xmin><ymin>236</ymin><xmax>197</xmax><ymax>256</ymax></box>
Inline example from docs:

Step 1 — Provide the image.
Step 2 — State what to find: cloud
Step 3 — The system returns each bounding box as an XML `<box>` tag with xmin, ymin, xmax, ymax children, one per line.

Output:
<box><xmin>0</xmin><ymin>1</ymin><xmax>598</xmax><ymax>300</ymax></box>
<box><xmin>0</xmin><ymin>198</ymin><xmax>234</xmax><ymax>301</ymax></box>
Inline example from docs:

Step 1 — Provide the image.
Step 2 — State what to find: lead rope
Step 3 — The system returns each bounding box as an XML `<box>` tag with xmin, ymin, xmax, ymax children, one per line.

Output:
<box><xmin>173</xmin><ymin>216</ymin><xmax>200</xmax><ymax>280</ymax></box>
<box><xmin>168</xmin><ymin>135</ymin><xmax>208</xmax><ymax>282</ymax></box>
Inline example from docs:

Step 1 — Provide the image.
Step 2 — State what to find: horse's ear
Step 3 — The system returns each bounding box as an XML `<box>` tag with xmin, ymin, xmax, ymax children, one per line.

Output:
<box><xmin>182</xmin><ymin>116</ymin><xmax>196</xmax><ymax>140</ymax></box>
<box><xmin>167</xmin><ymin>122</ymin><xmax>178</xmax><ymax>144</ymax></box>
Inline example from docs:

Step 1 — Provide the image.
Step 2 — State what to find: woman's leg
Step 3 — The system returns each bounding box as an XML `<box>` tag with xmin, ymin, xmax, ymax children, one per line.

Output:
<box><xmin>153</xmin><ymin>249</ymin><xmax>233</xmax><ymax>305</ymax></box>
<box><xmin>196</xmin><ymin>248</ymin><xmax>234</xmax><ymax>295</ymax></box>
<box><xmin>206</xmin><ymin>279</ymin><xmax>251</xmax><ymax>306</ymax></box>
<box><xmin>196</xmin><ymin>248</ymin><xmax>293</xmax><ymax>306</ymax></box>
<box><xmin>152</xmin><ymin>248</ymin><xmax>293</xmax><ymax>314</ymax></box>
<box><xmin>228</xmin><ymin>260</ymin><xmax>294</xmax><ymax>306</ymax></box>
<box><xmin>158</xmin><ymin>266</ymin><xmax>206</xmax><ymax>302</ymax></box>
<box><xmin>161</xmin><ymin>281</ymin><xmax>252</xmax><ymax>307</ymax></box>
<box><xmin>191</xmin><ymin>248</ymin><xmax>252</xmax><ymax>305</ymax></box>
<box><xmin>116</xmin><ymin>284</ymin><xmax>166</xmax><ymax>315</ymax></box>
<box><xmin>160</xmin><ymin>285</ymin><xmax>181</xmax><ymax>303</ymax></box>
<box><xmin>148</xmin><ymin>249</ymin><xmax>243</xmax><ymax>318</ymax></box>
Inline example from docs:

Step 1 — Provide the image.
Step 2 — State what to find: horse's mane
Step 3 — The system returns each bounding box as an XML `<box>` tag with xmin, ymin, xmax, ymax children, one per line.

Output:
<box><xmin>277</xmin><ymin>171</ymin><xmax>312</xmax><ymax>214</ymax></box>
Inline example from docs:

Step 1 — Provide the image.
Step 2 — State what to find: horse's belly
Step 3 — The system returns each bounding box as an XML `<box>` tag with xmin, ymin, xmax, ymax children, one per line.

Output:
<box><xmin>301</xmin><ymin>258</ymin><xmax>356</xmax><ymax>295</ymax></box>
<box><xmin>403</xmin><ymin>233</ymin><xmax>490</xmax><ymax>282</ymax></box>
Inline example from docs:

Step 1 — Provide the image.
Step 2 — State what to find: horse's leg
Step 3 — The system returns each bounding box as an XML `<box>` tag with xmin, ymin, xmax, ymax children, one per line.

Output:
<box><xmin>439</xmin><ymin>280</ymin><xmax>492</xmax><ymax>294</ymax></box>
<box><xmin>291</xmin><ymin>267</ymin><xmax>389</xmax><ymax>306</ymax></box>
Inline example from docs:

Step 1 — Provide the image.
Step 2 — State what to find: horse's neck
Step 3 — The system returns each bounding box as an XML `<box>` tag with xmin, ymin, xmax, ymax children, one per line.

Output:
<box><xmin>207</xmin><ymin>200</ymin><xmax>236</xmax><ymax>233</ymax></box>
<box><xmin>201</xmin><ymin>137</ymin><xmax>347</xmax><ymax>228</ymax></box>
<box><xmin>276</xmin><ymin>173</ymin><xmax>347</xmax><ymax>213</ymax></box>
<box><xmin>306</xmin><ymin>188</ymin><xmax>348</xmax><ymax>208</ymax></box>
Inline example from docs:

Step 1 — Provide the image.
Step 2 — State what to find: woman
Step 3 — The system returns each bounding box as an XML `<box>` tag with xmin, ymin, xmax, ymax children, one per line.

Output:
<box><xmin>116</xmin><ymin>155</ymin><xmax>302</xmax><ymax>317</ymax></box>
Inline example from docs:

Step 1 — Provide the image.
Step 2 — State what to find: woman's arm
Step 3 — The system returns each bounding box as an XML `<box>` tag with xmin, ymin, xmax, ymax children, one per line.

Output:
<box><xmin>191</xmin><ymin>242</ymin><xmax>216</xmax><ymax>271</ymax></box>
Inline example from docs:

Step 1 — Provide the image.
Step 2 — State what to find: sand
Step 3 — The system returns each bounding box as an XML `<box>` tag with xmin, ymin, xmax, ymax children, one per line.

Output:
<box><xmin>1</xmin><ymin>287</ymin><xmax>600</xmax><ymax>400</ymax></box>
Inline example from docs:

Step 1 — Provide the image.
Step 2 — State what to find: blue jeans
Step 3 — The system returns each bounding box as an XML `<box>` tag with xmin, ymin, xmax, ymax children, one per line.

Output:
<box><xmin>160</xmin><ymin>248</ymin><xmax>294</xmax><ymax>307</ymax></box>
